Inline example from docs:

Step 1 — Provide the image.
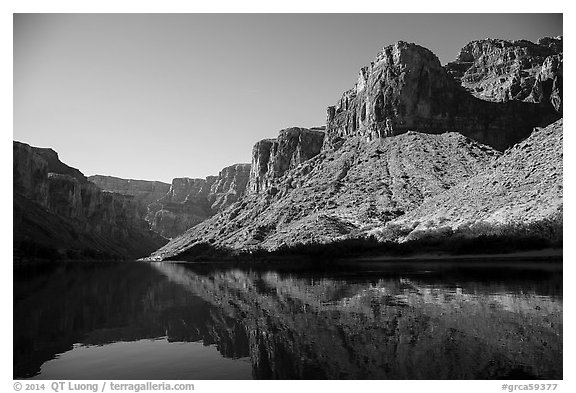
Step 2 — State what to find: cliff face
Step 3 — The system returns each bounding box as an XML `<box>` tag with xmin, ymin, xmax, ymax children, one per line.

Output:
<box><xmin>146</xmin><ymin>164</ymin><xmax>252</xmax><ymax>239</ymax></box>
<box><xmin>13</xmin><ymin>141</ymin><xmax>167</xmax><ymax>261</ymax></box>
<box><xmin>445</xmin><ymin>37</ymin><xmax>562</xmax><ymax>112</ymax></box>
<box><xmin>209</xmin><ymin>163</ymin><xmax>251</xmax><ymax>211</ymax></box>
<box><xmin>249</xmin><ymin>127</ymin><xmax>325</xmax><ymax>194</ymax></box>
<box><xmin>88</xmin><ymin>175</ymin><xmax>170</xmax><ymax>216</ymax></box>
<box><xmin>146</xmin><ymin>38</ymin><xmax>562</xmax><ymax>262</ymax></box>
<box><xmin>324</xmin><ymin>41</ymin><xmax>559</xmax><ymax>152</ymax></box>
<box><xmin>146</xmin><ymin>177</ymin><xmax>216</xmax><ymax>239</ymax></box>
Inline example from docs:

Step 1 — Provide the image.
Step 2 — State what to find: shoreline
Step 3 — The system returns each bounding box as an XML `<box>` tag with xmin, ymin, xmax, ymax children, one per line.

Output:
<box><xmin>15</xmin><ymin>248</ymin><xmax>563</xmax><ymax>268</ymax></box>
<box><xmin>346</xmin><ymin>248</ymin><xmax>563</xmax><ymax>262</ymax></box>
<box><xmin>149</xmin><ymin>247</ymin><xmax>563</xmax><ymax>268</ymax></box>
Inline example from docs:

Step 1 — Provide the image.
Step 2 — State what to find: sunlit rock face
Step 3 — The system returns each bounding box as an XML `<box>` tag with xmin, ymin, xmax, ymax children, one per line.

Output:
<box><xmin>145</xmin><ymin>164</ymin><xmax>252</xmax><ymax>239</ymax></box>
<box><xmin>445</xmin><ymin>36</ymin><xmax>562</xmax><ymax>113</ymax></box>
<box><xmin>13</xmin><ymin>141</ymin><xmax>167</xmax><ymax>260</ymax></box>
<box><xmin>324</xmin><ymin>41</ymin><xmax>559</xmax><ymax>151</ymax></box>
<box><xmin>209</xmin><ymin>163</ymin><xmax>251</xmax><ymax>211</ymax></box>
<box><xmin>248</xmin><ymin>127</ymin><xmax>325</xmax><ymax>195</ymax></box>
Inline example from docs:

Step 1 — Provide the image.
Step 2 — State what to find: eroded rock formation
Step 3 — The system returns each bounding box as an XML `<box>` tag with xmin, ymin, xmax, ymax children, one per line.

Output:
<box><xmin>324</xmin><ymin>41</ymin><xmax>559</xmax><ymax>151</ymax></box>
<box><xmin>209</xmin><ymin>163</ymin><xmax>251</xmax><ymax>211</ymax></box>
<box><xmin>147</xmin><ymin>164</ymin><xmax>252</xmax><ymax>238</ymax></box>
<box><xmin>146</xmin><ymin>38</ymin><xmax>562</xmax><ymax>262</ymax></box>
<box><xmin>146</xmin><ymin>177</ymin><xmax>216</xmax><ymax>238</ymax></box>
<box><xmin>445</xmin><ymin>37</ymin><xmax>562</xmax><ymax>112</ymax></box>
<box><xmin>249</xmin><ymin>127</ymin><xmax>325</xmax><ymax>194</ymax></box>
<box><xmin>88</xmin><ymin>175</ymin><xmax>170</xmax><ymax>216</ymax></box>
<box><xmin>13</xmin><ymin>142</ymin><xmax>167</xmax><ymax>261</ymax></box>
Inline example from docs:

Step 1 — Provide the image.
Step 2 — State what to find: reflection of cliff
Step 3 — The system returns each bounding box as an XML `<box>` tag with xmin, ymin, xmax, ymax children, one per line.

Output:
<box><xmin>153</xmin><ymin>263</ymin><xmax>562</xmax><ymax>379</ymax></box>
<box><xmin>14</xmin><ymin>262</ymin><xmax>248</xmax><ymax>378</ymax></box>
<box><xmin>15</xmin><ymin>262</ymin><xmax>562</xmax><ymax>379</ymax></box>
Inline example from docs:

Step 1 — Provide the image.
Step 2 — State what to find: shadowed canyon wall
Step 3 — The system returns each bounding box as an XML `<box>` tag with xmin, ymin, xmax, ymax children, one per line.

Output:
<box><xmin>13</xmin><ymin>142</ymin><xmax>167</xmax><ymax>260</ymax></box>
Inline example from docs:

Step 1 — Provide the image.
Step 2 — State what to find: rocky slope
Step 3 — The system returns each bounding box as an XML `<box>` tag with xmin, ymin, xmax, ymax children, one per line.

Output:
<box><xmin>149</xmin><ymin>130</ymin><xmax>498</xmax><ymax>260</ymax></box>
<box><xmin>13</xmin><ymin>142</ymin><xmax>167</xmax><ymax>261</ymax></box>
<box><xmin>88</xmin><ymin>175</ymin><xmax>170</xmax><ymax>216</ymax></box>
<box><xmin>377</xmin><ymin>119</ymin><xmax>563</xmax><ymax>243</ymax></box>
<box><xmin>208</xmin><ymin>163</ymin><xmax>251</xmax><ymax>210</ymax></box>
<box><xmin>324</xmin><ymin>41</ymin><xmax>559</xmax><ymax>152</ymax></box>
<box><xmin>445</xmin><ymin>37</ymin><xmax>562</xmax><ymax>112</ymax></box>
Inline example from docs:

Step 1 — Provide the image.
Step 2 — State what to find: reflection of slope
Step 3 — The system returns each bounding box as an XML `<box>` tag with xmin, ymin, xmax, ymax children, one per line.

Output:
<box><xmin>151</xmin><ymin>262</ymin><xmax>562</xmax><ymax>379</ymax></box>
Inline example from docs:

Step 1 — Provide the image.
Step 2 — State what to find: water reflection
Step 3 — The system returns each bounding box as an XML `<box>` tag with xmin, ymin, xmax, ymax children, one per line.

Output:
<box><xmin>14</xmin><ymin>260</ymin><xmax>562</xmax><ymax>379</ymax></box>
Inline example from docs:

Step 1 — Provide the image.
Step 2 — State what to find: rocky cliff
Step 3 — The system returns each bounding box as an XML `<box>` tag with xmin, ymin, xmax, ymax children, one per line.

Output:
<box><xmin>209</xmin><ymin>163</ymin><xmax>251</xmax><ymax>210</ymax></box>
<box><xmin>88</xmin><ymin>175</ymin><xmax>170</xmax><ymax>216</ymax></box>
<box><xmin>249</xmin><ymin>127</ymin><xmax>325</xmax><ymax>194</ymax></box>
<box><xmin>324</xmin><ymin>41</ymin><xmax>559</xmax><ymax>152</ymax></box>
<box><xmin>146</xmin><ymin>177</ymin><xmax>216</xmax><ymax>238</ymax></box>
<box><xmin>146</xmin><ymin>38</ymin><xmax>562</xmax><ymax>262</ymax></box>
<box><xmin>146</xmin><ymin>163</ymin><xmax>251</xmax><ymax>238</ymax></box>
<box><xmin>445</xmin><ymin>37</ymin><xmax>562</xmax><ymax>112</ymax></box>
<box><xmin>13</xmin><ymin>141</ymin><xmax>167</xmax><ymax>261</ymax></box>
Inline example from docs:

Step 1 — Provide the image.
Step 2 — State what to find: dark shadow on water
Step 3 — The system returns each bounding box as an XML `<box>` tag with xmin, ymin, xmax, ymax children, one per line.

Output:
<box><xmin>14</xmin><ymin>259</ymin><xmax>562</xmax><ymax>379</ymax></box>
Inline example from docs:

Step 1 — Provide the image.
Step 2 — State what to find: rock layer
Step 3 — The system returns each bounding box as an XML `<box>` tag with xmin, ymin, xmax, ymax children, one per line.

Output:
<box><xmin>324</xmin><ymin>41</ymin><xmax>559</xmax><ymax>151</ymax></box>
<box><xmin>445</xmin><ymin>37</ymin><xmax>562</xmax><ymax>112</ymax></box>
<box><xmin>88</xmin><ymin>175</ymin><xmax>170</xmax><ymax>216</ymax></box>
<box><xmin>209</xmin><ymin>163</ymin><xmax>251</xmax><ymax>211</ymax></box>
<box><xmin>147</xmin><ymin>164</ymin><xmax>251</xmax><ymax>238</ymax></box>
<box><xmin>146</xmin><ymin>177</ymin><xmax>216</xmax><ymax>238</ymax></box>
<box><xmin>249</xmin><ymin>127</ymin><xmax>325</xmax><ymax>194</ymax></box>
<box><xmin>13</xmin><ymin>142</ymin><xmax>167</xmax><ymax>260</ymax></box>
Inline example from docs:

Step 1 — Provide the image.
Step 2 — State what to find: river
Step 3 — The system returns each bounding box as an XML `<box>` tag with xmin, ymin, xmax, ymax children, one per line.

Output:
<box><xmin>14</xmin><ymin>259</ymin><xmax>562</xmax><ymax>379</ymax></box>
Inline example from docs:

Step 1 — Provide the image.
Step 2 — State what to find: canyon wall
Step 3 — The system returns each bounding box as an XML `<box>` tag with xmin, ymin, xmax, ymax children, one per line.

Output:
<box><xmin>88</xmin><ymin>175</ymin><xmax>170</xmax><ymax>216</ymax></box>
<box><xmin>147</xmin><ymin>37</ymin><xmax>563</xmax><ymax>261</ymax></box>
<box><xmin>13</xmin><ymin>141</ymin><xmax>167</xmax><ymax>261</ymax></box>
<box><xmin>146</xmin><ymin>163</ymin><xmax>252</xmax><ymax>238</ymax></box>
<box><xmin>445</xmin><ymin>37</ymin><xmax>562</xmax><ymax>112</ymax></box>
<box><xmin>248</xmin><ymin>127</ymin><xmax>325</xmax><ymax>195</ymax></box>
<box><xmin>323</xmin><ymin>41</ymin><xmax>560</xmax><ymax>152</ymax></box>
<box><xmin>209</xmin><ymin>163</ymin><xmax>252</xmax><ymax>211</ymax></box>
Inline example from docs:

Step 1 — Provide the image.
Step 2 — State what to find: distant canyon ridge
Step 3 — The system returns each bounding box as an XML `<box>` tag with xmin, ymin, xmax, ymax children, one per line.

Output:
<box><xmin>13</xmin><ymin>36</ymin><xmax>562</xmax><ymax>261</ymax></box>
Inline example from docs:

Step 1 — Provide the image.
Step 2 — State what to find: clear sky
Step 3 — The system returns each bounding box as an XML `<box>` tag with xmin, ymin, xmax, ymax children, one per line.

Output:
<box><xmin>13</xmin><ymin>13</ymin><xmax>562</xmax><ymax>183</ymax></box>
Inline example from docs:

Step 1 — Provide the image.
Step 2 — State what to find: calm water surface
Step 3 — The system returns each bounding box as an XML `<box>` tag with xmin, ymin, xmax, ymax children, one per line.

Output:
<box><xmin>14</xmin><ymin>259</ymin><xmax>562</xmax><ymax>379</ymax></box>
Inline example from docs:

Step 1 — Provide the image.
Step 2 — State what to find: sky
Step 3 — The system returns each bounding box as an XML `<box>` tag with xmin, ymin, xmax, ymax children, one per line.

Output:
<box><xmin>13</xmin><ymin>13</ymin><xmax>562</xmax><ymax>183</ymax></box>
